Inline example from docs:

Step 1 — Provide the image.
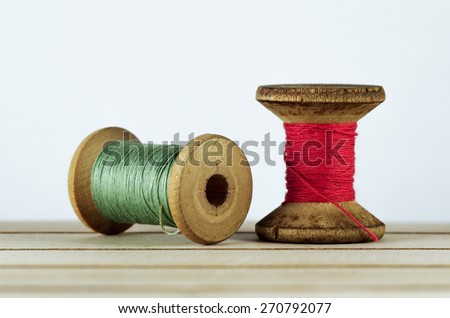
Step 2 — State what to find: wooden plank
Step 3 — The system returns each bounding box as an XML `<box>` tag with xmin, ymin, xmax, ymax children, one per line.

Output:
<box><xmin>1</xmin><ymin>268</ymin><xmax>450</xmax><ymax>297</ymax></box>
<box><xmin>0</xmin><ymin>221</ymin><xmax>256</xmax><ymax>234</ymax></box>
<box><xmin>0</xmin><ymin>221</ymin><xmax>449</xmax><ymax>234</ymax></box>
<box><xmin>0</xmin><ymin>250</ymin><xmax>449</xmax><ymax>267</ymax></box>
<box><xmin>1</xmin><ymin>233</ymin><xmax>450</xmax><ymax>250</ymax></box>
<box><xmin>387</xmin><ymin>223</ymin><xmax>450</xmax><ymax>234</ymax></box>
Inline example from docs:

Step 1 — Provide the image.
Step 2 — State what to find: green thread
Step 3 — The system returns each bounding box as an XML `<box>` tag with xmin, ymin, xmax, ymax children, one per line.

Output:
<box><xmin>91</xmin><ymin>141</ymin><xmax>182</xmax><ymax>231</ymax></box>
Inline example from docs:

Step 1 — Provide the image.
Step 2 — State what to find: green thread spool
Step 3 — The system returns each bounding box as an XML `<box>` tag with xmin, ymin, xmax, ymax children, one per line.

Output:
<box><xmin>68</xmin><ymin>127</ymin><xmax>253</xmax><ymax>245</ymax></box>
<box><xmin>91</xmin><ymin>141</ymin><xmax>181</xmax><ymax>232</ymax></box>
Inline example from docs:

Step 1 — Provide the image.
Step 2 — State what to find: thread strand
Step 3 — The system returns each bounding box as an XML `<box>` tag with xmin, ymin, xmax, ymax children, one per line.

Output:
<box><xmin>91</xmin><ymin>141</ymin><xmax>182</xmax><ymax>230</ymax></box>
<box><xmin>283</xmin><ymin>122</ymin><xmax>378</xmax><ymax>242</ymax></box>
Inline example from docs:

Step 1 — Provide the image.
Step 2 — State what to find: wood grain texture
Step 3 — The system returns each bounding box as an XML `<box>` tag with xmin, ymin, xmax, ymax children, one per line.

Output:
<box><xmin>256</xmin><ymin>84</ymin><xmax>385</xmax><ymax>124</ymax></box>
<box><xmin>256</xmin><ymin>201</ymin><xmax>385</xmax><ymax>243</ymax></box>
<box><xmin>68</xmin><ymin>127</ymin><xmax>137</xmax><ymax>235</ymax></box>
<box><xmin>0</xmin><ymin>222</ymin><xmax>449</xmax><ymax>297</ymax></box>
<box><xmin>169</xmin><ymin>134</ymin><xmax>252</xmax><ymax>244</ymax></box>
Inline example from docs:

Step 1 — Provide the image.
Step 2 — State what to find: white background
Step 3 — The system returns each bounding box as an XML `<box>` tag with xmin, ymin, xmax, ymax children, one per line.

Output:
<box><xmin>0</xmin><ymin>0</ymin><xmax>449</xmax><ymax>222</ymax></box>
<box><xmin>0</xmin><ymin>298</ymin><xmax>448</xmax><ymax>318</ymax></box>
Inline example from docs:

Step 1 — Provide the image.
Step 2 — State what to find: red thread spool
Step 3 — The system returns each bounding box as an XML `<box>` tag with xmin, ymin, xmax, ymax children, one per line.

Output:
<box><xmin>284</xmin><ymin>123</ymin><xmax>357</xmax><ymax>203</ymax></box>
<box><xmin>255</xmin><ymin>84</ymin><xmax>385</xmax><ymax>244</ymax></box>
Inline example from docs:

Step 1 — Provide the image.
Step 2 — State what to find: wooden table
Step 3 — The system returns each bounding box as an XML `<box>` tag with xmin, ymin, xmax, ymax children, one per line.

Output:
<box><xmin>1</xmin><ymin>222</ymin><xmax>449</xmax><ymax>297</ymax></box>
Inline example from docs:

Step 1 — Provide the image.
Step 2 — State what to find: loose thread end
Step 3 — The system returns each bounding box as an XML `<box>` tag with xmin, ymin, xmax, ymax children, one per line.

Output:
<box><xmin>368</xmin><ymin>232</ymin><xmax>379</xmax><ymax>243</ymax></box>
<box><xmin>158</xmin><ymin>206</ymin><xmax>180</xmax><ymax>236</ymax></box>
<box><xmin>289</xmin><ymin>168</ymin><xmax>379</xmax><ymax>243</ymax></box>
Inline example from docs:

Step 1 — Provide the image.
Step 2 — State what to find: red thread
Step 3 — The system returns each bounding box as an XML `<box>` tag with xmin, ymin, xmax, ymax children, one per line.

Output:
<box><xmin>283</xmin><ymin>122</ymin><xmax>378</xmax><ymax>242</ymax></box>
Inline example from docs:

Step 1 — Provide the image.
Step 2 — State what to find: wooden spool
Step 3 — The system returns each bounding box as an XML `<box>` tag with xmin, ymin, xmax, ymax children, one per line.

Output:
<box><xmin>68</xmin><ymin>127</ymin><xmax>253</xmax><ymax>245</ymax></box>
<box><xmin>255</xmin><ymin>84</ymin><xmax>386</xmax><ymax>243</ymax></box>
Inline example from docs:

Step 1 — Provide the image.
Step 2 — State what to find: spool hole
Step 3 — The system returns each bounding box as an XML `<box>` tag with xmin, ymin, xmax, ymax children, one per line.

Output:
<box><xmin>205</xmin><ymin>174</ymin><xmax>228</xmax><ymax>207</ymax></box>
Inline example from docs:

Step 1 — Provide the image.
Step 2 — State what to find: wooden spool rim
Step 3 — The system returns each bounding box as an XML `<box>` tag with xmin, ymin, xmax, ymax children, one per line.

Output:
<box><xmin>168</xmin><ymin>133</ymin><xmax>252</xmax><ymax>244</ymax></box>
<box><xmin>68</xmin><ymin>127</ymin><xmax>252</xmax><ymax>244</ymax></box>
<box><xmin>68</xmin><ymin>127</ymin><xmax>137</xmax><ymax>235</ymax></box>
<box><xmin>256</xmin><ymin>84</ymin><xmax>385</xmax><ymax>104</ymax></box>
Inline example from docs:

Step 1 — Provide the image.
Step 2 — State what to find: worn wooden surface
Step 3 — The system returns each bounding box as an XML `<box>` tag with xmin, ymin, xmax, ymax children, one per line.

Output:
<box><xmin>0</xmin><ymin>222</ymin><xmax>449</xmax><ymax>297</ymax></box>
